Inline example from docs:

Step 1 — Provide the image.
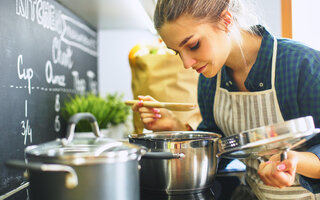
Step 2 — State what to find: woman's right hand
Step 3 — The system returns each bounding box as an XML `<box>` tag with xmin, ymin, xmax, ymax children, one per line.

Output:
<box><xmin>132</xmin><ymin>95</ymin><xmax>187</xmax><ymax>131</ymax></box>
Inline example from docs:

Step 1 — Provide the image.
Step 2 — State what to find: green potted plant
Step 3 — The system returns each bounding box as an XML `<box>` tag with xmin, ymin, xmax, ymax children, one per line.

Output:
<box><xmin>61</xmin><ymin>93</ymin><xmax>131</xmax><ymax>138</ymax></box>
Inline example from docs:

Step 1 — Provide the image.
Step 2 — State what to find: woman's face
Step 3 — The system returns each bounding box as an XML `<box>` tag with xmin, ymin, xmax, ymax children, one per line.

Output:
<box><xmin>159</xmin><ymin>14</ymin><xmax>231</xmax><ymax>78</ymax></box>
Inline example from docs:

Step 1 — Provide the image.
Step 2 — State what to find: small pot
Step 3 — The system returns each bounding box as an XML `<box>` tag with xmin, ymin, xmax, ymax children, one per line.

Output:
<box><xmin>7</xmin><ymin>113</ymin><xmax>145</xmax><ymax>200</ymax></box>
<box><xmin>128</xmin><ymin>131</ymin><xmax>221</xmax><ymax>194</ymax></box>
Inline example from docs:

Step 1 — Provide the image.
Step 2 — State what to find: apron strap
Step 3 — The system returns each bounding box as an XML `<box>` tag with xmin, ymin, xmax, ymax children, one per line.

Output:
<box><xmin>216</xmin><ymin>35</ymin><xmax>278</xmax><ymax>90</ymax></box>
<box><xmin>271</xmin><ymin>36</ymin><xmax>278</xmax><ymax>90</ymax></box>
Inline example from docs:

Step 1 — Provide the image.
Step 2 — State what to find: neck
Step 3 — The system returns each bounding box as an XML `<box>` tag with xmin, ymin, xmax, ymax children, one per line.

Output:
<box><xmin>224</xmin><ymin>30</ymin><xmax>262</xmax><ymax>91</ymax></box>
<box><xmin>226</xmin><ymin>30</ymin><xmax>262</xmax><ymax>72</ymax></box>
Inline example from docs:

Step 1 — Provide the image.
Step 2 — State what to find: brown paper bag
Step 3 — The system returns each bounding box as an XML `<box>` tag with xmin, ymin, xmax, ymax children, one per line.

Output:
<box><xmin>129</xmin><ymin>50</ymin><xmax>202</xmax><ymax>134</ymax></box>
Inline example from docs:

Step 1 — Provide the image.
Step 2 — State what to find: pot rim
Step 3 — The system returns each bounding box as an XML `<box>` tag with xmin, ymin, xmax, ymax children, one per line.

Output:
<box><xmin>24</xmin><ymin>113</ymin><xmax>147</xmax><ymax>164</ymax></box>
<box><xmin>25</xmin><ymin>139</ymin><xmax>146</xmax><ymax>164</ymax></box>
<box><xmin>128</xmin><ymin>131</ymin><xmax>221</xmax><ymax>141</ymax></box>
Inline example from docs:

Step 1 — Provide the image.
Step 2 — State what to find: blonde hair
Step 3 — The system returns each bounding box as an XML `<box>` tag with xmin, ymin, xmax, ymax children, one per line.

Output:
<box><xmin>154</xmin><ymin>0</ymin><xmax>261</xmax><ymax>41</ymax></box>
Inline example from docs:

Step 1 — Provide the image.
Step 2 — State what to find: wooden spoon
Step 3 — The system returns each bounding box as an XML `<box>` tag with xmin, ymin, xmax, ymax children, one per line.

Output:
<box><xmin>125</xmin><ymin>100</ymin><xmax>196</xmax><ymax>111</ymax></box>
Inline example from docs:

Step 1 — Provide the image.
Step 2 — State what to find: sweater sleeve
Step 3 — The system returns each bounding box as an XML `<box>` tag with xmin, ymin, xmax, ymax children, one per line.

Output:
<box><xmin>299</xmin><ymin>144</ymin><xmax>320</xmax><ymax>194</ymax></box>
<box><xmin>196</xmin><ymin>74</ymin><xmax>222</xmax><ymax>134</ymax></box>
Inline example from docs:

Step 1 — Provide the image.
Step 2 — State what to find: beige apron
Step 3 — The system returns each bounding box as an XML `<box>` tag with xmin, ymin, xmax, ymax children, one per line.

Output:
<box><xmin>213</xmin><ymin>37</ymin><xmax>318</xmax><ymax>199</ymax></box>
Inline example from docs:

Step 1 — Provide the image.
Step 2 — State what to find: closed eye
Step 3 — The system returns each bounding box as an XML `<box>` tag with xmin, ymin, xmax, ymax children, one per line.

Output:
<box><xmin>190</xmin><ymin>41</ymin><xmax>200</xmax><ymax>50</ymax></box>
<box><xmin>167</xmin><ymin>47</ymin><xmax>179</xmax><ymax>55</ymax></box>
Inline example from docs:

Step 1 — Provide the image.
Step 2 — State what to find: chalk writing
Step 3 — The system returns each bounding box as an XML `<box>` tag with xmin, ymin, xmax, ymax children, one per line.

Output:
<box><xmin>54</xmin><ymin>94</ymin><xmax>61</xmax><ymax>132</ymax></box>
<box><xmin>60</xmin><ymin>14</ymin><xmax>97</xmax><ymax>57</ymax></box>
<box><xmin>54</xmin><ymin>115</ymin><xmax>61</xmax><ymax>132</ymax></box>
<box><xmin>15</xmin><ymin>0</ymin><xmax>96</xmax><ymax>56</ymax></box>
<box><xmin>21</xmin><ymin>100</ymin><xmax>32</xmax><ymax>145</ymax></box>
<box><xmin>87</xmin><ymin>70</ymin><xmax>98</xmax><ymax>95</ymax></box>
<box><xmin>45</xmin><ymin>60</ymin><xmax>66</xmax><ymax>87</ymax></box>
<box><xmin>17</xmin><ymin>55</ymin><xmax>33</xmax><ymax>94</ymax></box>
<box><xmin>16</xmin><ymin>0</ymin><xmax>63</xmax><ymax>34</ymax></box>
<box><xmin>52</xmin><ymin>37</ymin><xmax>74</xmax><ymax>69</ymax></box>
<box><xmin>55</xmin><ymin>94</ymin><xmax>60</xmax><ymax>112</ymax></box>
<box><xmin>72</xmin><ymin>71</ymin><xmax>86</xmax><ymax>94</ymax></box>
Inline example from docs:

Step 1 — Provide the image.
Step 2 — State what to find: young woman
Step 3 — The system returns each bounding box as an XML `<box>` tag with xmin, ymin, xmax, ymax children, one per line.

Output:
<box><xmin>132</xmin><ymin>0</ymin><xmax>320</xmax><ymax>199</ymax></box>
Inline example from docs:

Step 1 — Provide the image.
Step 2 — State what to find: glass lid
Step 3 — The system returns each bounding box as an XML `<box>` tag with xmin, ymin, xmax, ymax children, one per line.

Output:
<box><xmin>25</xmin><ymin>113</ymin><xmax>144</xmax><ymax>162</ymax></box>
<box><xmin>26</xmin><ymin>137</ymin><xmax>141</xmax><ymax>158</ymax></box>
<box><xmin>218</xmin><ymin>116</ymin><xmax>320</xmax><ymax>159</ymax></box>
<box><xmin>128</xmin><ymin>131</ymin><xmax>221</xmax><ymax>141</ymax></box>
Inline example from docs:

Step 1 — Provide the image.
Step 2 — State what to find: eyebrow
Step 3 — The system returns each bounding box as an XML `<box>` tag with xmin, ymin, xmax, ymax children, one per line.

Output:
<box><xmin>179</xmin><ymin>35</ymin><xmax>194</xmax><ymax>47</ymax></box>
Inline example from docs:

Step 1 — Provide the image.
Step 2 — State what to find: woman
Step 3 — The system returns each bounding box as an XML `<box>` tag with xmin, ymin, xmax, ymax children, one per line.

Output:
<box><xmin>132</xmin><ymin>0</ymin><xmax>320</xmax><ymax>199</ymax></box>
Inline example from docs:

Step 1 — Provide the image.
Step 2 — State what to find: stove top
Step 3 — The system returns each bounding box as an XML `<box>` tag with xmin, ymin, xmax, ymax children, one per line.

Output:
<box><xmin>140</xmin><ymin>188</ymin><xmax>216</xmax><ymax>200</ymax></box>
<box><xmin>139</xmin><ymin>171</ymin><xmax>246</xmax><ymax>200</ymax></box>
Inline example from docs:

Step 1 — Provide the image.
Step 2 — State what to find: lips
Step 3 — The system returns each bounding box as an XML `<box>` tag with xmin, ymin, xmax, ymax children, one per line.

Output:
<box><xmin>195</xmin><ymin>64</ymin><xmax>208</xmax><ymax>73</ymax></box>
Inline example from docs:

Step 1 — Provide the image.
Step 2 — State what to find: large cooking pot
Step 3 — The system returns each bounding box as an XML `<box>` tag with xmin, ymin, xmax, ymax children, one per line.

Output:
<box><xmin>6</xmin><ymin>113</ymin><xmax>145</xmax><ymax>200</ymax></box>
<box><xmin>128</xmin><ymin>131</ymin><xmax>221</xmax><ymax>194</ymax></box>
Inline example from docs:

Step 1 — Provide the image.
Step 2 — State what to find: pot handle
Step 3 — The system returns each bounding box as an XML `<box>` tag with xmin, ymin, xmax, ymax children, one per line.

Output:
<box><xmin>94</xmin><ymin>141</ymin><xmax>123</xmax><ymax>156</ymax></box>
<box><xmin>142</xmin><ymin>152</ymin><xmax>185</xmax><ymax>159</ymax></box>
<box><xmin>6</xmin><ymin>160</ymin><xmax>78</xmax><ymax>189</ymax></box>
<box><xmin>63</xmin><ymin>112</ymin><xmax>100</xmax><ymax>145</ymax></box>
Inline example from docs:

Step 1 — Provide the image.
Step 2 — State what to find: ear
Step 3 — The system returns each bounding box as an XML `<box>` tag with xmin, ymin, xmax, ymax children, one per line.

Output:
<box><xmin>220</xmin><ymin>10</ymin><xmax>233</xmax><ymax>33</ymax></box>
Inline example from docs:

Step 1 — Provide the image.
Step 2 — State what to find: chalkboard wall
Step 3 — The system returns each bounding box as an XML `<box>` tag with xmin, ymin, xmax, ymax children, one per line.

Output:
<box><xmin>0</xmin><ymin>0</ymin><xmax>98</xmax><ymax>199</ymax></box>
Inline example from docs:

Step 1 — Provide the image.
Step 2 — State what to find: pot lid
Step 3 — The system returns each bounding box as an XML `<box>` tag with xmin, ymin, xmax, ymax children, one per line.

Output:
<box><xmin>128</xmin><ymin>131</ymin><xmax>221</xmax><ymax>141</ymax></box>
<box><xmin>25</xmin><ymin>138</ymin><xmax>144</xmax><ymax>163</ymax></box>
<box><xmin>25</xmin><ymin>113</ymin><xmax>145</xmax><ymax>164</ymax></box>
<box><xmin>217</xmin><ymin>116</ymin><xmax>320</xmax><ymax>159</ymax></box>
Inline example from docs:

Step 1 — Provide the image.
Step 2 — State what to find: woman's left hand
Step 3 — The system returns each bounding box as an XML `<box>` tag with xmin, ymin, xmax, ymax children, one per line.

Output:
<box><xmin>258</xmin><ymin>151</ymin><xmax>299</xmax><ymax>188</ymax></box>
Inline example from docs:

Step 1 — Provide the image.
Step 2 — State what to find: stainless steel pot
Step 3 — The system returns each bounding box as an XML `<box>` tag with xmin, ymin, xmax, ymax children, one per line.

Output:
<box><xmin>128</xmin><ymin>131</ymin><xmax>221</xmax><ymax>194</ymax></box>
<box><xmin>7</xmin><ymin>113</ymin><xmax>145</xmax><ymax>200</ymax></box>
<box><xmin>128</xmin><ymin>117</ymin><xmax>319</xmax><ymax>195</ymax></box>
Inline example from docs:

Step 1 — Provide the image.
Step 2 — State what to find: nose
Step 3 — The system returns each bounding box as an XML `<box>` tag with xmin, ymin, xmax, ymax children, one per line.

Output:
<box><xmin>179</xmin><ymin>52</ymin><xmax>196</xmax><ymax>69</ymax></box>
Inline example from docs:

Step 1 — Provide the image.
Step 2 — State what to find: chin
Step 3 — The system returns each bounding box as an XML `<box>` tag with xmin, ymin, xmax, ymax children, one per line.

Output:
<box><xmin>202</xmin><ymin>71</ymin><xmax>217</xmax><ymax>78</ymax></box>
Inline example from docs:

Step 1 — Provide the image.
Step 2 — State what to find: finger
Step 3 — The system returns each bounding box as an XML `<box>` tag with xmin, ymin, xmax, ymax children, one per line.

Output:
<box><xmin>151</xmin><ymin>108</ymin><xmax>161</xmax><ymax>114</ymax></box>
<box><xmin>272</xmin><ymin>169</ymin><xmax>295</xmax><ymax>188</ymax></box>
<box><xmin>145</xmin><ymin>120</ymin><xmax>168</xmax><ymax>131</ymax></box>
<box><xmin>278</xmin><ymin>160</ymin><xmax>295</xmax><ymax>174</ymax></box>
<box><xmin>273</xmin><ymin>161</ymin><xmax>296</xmax><ymax>187</ymax></box>
<box><xmin>131</xmin><ymin>100</ymin><xmax>143</xmax><ymax>111</ymax></box>
<box><xmin>138</xmin><ymin>107</ymin><xmax>155</xmax><ymax>113</ymax></box>
<box><xmin>259</xmin><ymin>162</ymin><xmax>284</xmax><ymax>188</ymax></box>
<box><xmin>138</xmin><ymin>95</ymin><xmax>157</xmax><ymax>102</ymax></box>
<box><xmin>276</xmin><ymin>174</ymin><xmax>294</xmax><ymax>188</ymax></box>
<box><xmin>145</xmin><ymin>121</ymin><xmax>161</xmax><ymax>130</ymax></box>
<box><xmin>259</xmin><ymin>157</ymin><xmax>296</xmax><ymax>188</ymax></box>
<box><xmin>270</xmin><ymin>162</ymin><xmax>288</xmax><ymax>188</ymax></box>
<box><xmin>258</xmin><ymin>161</ymin><xmax>272</xmax><ymax>185</ymax></box>
<box><xmin>258</xmin><ymin>164</ymin><xmax>273</xmax><ymax>186</ymax></box>
<box><xmin>141</xmin><ymin>117</ymin><xmax>157</xmax><ymax>124</ymax></box>
<box><xmin>141</xmin><ymin>112</ymin><xmax>161</xmax><ymax>119</ymax></box>
<box><xmin>269</xmin><ymin>153</ymin><xmax>281</xmax><ymax>162</ymax></box>
<box><xmin>258</xmin><ymin>161</ymin><xmax>270</xmax><ymax>185</ymax></box>
<box><xmin>259</xmin><ymin>161</ymin><xmax>272</xmax><ymax>171</ymax></box>
<box><xmin>268</xmin><ymin>162</ymin><xmax>294</xmax><ymax>188</ymax></box>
